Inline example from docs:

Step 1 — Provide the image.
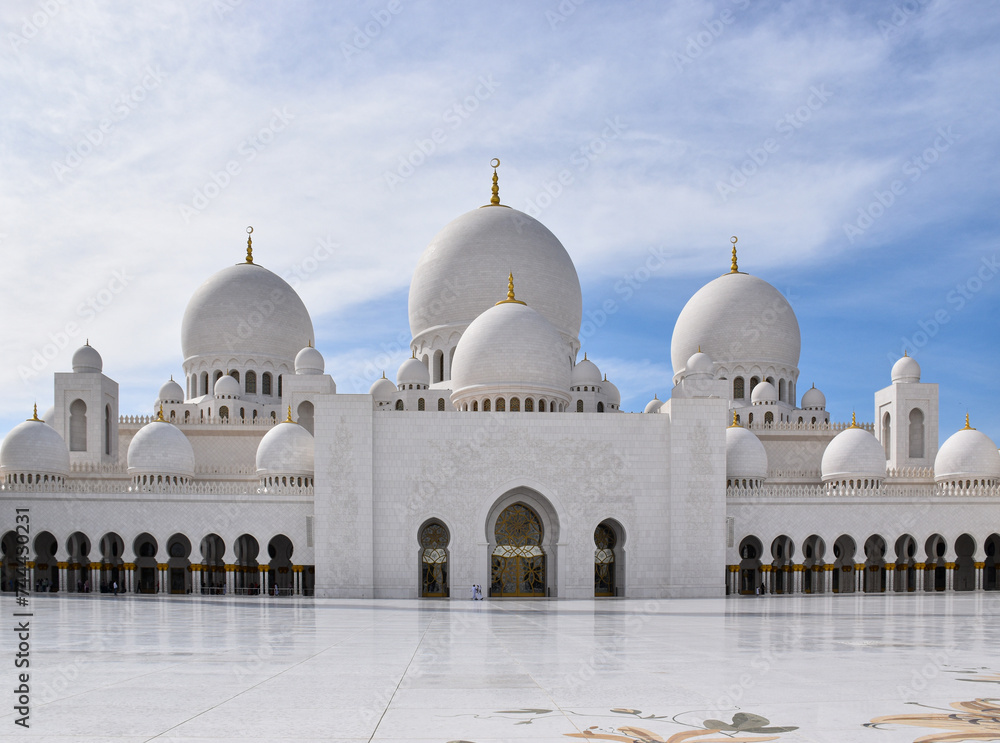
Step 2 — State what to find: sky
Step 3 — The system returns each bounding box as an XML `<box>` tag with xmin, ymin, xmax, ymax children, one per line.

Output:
<box><xmin>0</xmin><ymin>0</ymin><xmax>998</xmax><ymax>446</ymax></box>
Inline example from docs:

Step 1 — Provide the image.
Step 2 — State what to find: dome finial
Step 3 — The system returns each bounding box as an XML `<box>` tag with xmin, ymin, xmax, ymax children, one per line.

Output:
<box><xmin>964</xmin><ymin>412</ymin><xmax>974</xmax><ymax>430</ymax></box>
<box><xmin>495</xmin><ymin>272</ymin><xmax>526</xmax><ymax>305</ymax></box>
<box><xmin>489</xmin><ymin>158</ymin><xmax>501</xmax><ymax>206</ymax></box>
<box><xmin>156</xmin><ymin>404</ymin><xmax>165</xmax><ymax>422</ymax></box>
<box><xmin>850</xmin><ymin>411</ymin><xmax>858</xmax><ymax>428</ymax></box>
<box><xmin>730</xmin><ymin>236</ymin><xmax>739</xmax><ymax>274</ymax></box>
<box><xmin>245</xmin><ymin>226</ymin><xmax>254</xmax><ymax>264</ymax></box>
<box><xmin>29</xmin><ymin>403</ymin><xmax>41</xmax><ymax>422</ymax></box>
<box><xmin>729</xmin><ymin>409</ymin><xmax>740</xmax><ymax>428</ymax></box>
<box><xmin>286</xmin><ymin>405</ymin><xmax>294</xmax><ymax>423</ymax></box>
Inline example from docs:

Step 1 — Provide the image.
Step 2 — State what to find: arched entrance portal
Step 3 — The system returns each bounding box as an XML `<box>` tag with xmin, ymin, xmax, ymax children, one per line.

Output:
<box><xmin>418</xmin><ymin>521</ymin><xmax>449</xmax><ymax>597</ymax></box>
<box><xmin>491</xmin><ymin>503</ymin><xmax>546</xmax><ymax>597</ymax></box>
<box><xmin>594</xmin><ymin>520</ymin><xmax>625</xmax><ymax>597</ymax></box>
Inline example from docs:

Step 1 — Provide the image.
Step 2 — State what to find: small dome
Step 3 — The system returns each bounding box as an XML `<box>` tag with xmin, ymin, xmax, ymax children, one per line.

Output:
<box><xmin>800</xmin><ymin>385</ymin><xmax>826</xmax><ymax>410</ymax></box>
<box><xmin>686</xmin><ymin>351</ymin><xmax>714</xmax><ymax>375</ymax></box>
<box><xmin>821</xmin><ymin>423</ymin><xmax>886</xmax><ymax>482</ymax></box>
<box><xmin>934</xmin><ymin>421</ymin><xmax>1000</xmax><ymax>484</ymax></box>
<box><xmin>127</xmin><ymin>419</ymin><xmax>195</xmax><ymax>479</ymax></box>
<box><xmin>256</xmin><ymin>419</ymin><xmax>314</xmax><ymax>476</ymax></box>
<box><xmin>41</xmin><ymin>406</ymin><xmax>55</xmax><ymax>426</ymax></box>
<box><xmin>72</xmin><ymin>343</ymin><xmax>103</xmax><ymax>373</ymax></box>
<box><xmin>603</xmin><ymin>376</ymin><xmax>621</xmax><ymax>407</ymax></box>
<box><xmin>644</xmin><ymin>396</ymin><xmax>663</xmax><ymax>414</ymax></box>
<box><xmin>726</xmin><ymin>425</ymin><xmax>768</xmax><ymax>481</ymax></box>
<box><xmin>295</xmin><ymin>346</ymin><xmax>325</xmax><ymax>375</ymax></box>
<box><xmin>214</xmin><ymin>374</ymin><xmax>241</xmax><ymax>398</ymax></box>
<box><xmin>571</xmin><ymin>356</ymin><xmax>602</xmax><ymax>387</ymax></box>
<box><xmin>370</xmin><ymin>374</ymin><xmax>397</xmax><ymax>402</ymax></box>
<box><xmin>158</xmin><ymin>378</ymin><xmax>184</xmax><ymax>404</ymax></box>
<box><xmin>751</xmin><ymin>381</ymin><xmax>777</xmax><ymax>405</ymax></box>
<box><xmin>0</xmin><ymin>414</ymin><xmax>70</xmax><ymax>477</ymax></box>
<box><xmin>450</xmin><ymin>292</ymin><xmax>570</xmax><ymax>403</ymax></box>
<box><xmin>891</xmin><ymin>354</ymin><xmax>921</xmax><ymax>383</ymax></box>
<box><xmin>397</xmin><ymin>357</ymin><xmax>430</xmax><ymax>387</ymax></box>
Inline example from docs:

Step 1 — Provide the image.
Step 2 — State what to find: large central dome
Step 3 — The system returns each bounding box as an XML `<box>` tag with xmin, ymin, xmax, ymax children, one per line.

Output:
<box><xmin>670</xmin><ymin>270</ymin><xmax>800</xmax><ymax>376</ymax></box>
<box><xmin>408</xmin><ymin>206</ymin><xmax>582</xmax><ymax>347</ymax></box>
<box><xmin>181</xmin><ymin>261</ymin><xmax>314</xmax><ymax>366</ymax></box>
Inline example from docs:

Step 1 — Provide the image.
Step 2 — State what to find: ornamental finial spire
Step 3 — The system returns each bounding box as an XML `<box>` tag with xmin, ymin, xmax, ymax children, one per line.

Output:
<box><xmin>850</xmin><ymin>411</ymin><xmax>858</xmax><ymax>428</ymax></box>
<box><xmin>730</xmin><ymin>236</ymin><xmax>739</xmax><ymax>273</ymax></box>
<box><xmin>729</xmin><ymin>410</ymin><xmax>740</xmax><ymax>427</ymax></box>
<box><xmin>286</xmin><ymin>405</ymin><xmax>294</xmax><ymax>423</ymax></box>
<box><xmin>245</xmin><ymin>226</ymin><xmax>254</xmax><ymax>264</ymax></box>
<box><xmin>964</xmin><ymin>413</ymin><xmax>974</xmax><ymax>430</ymax></box>
<box><xmin>157</xmin><ymin>404</ymin><xmax>165</xmax><ymax>422</ymax></box>
<box><xmin>29</xmin><ymin>404</ymin><xmax>40</xmax><ymax>422</ymax></box>
<box><xmin>496</xmin><ymin>272</ymin><xmax>526</xmax><ymax>305</ymax></box>
<box><xmin>489</xmin><ymin>158</ymin><xmax>500</xmax><ymax>206</ymax></box>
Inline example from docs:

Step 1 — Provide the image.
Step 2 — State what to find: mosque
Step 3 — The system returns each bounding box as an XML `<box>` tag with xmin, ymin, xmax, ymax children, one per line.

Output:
<box><xmin>2</xmin><ymin>164</ymin><xmax>999</xmax><ymax>600</ymax></box>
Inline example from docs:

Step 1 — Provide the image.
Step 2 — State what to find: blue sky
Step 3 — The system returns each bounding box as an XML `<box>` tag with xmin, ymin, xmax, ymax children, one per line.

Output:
<box><xmin>0</xmin><ymin>1</ymin><xmax>997</xmax><ymax>445</ymax></box>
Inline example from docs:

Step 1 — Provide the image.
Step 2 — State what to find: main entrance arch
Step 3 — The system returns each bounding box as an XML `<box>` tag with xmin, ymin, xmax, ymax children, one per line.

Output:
<box><xmin>491</xmin><ymin>503</ymin><xmax>546</xmax><ymax>597</ymax></box>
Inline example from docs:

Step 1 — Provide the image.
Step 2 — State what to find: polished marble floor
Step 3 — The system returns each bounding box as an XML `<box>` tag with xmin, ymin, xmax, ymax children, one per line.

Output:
<box><xmin>3</xmin><ymin>592</ymin><xmax>1000</xmax><ymax>742</ymax></box>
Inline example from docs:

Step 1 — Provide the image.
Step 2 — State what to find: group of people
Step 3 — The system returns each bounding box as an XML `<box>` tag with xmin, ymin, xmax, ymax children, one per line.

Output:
<box><xmin>470</xmin><ymin>584</ymin><xmax>484</xmax><ymax>600</ymax></box>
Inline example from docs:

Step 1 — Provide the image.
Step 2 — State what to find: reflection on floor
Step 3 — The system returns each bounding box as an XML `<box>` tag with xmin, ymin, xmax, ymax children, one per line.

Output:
<box><xmin>3</xmin><ymin>593</ymin><xmax>999</xmax><ymax>742</ymax></box>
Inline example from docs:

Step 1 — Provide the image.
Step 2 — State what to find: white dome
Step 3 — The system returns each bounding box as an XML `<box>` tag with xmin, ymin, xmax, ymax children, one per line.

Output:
<box><xmin>450</xmin><ymin>298</ymin><xmax>570</xmax><ymax>402</ymax></box>
<box><xmin>1</xmin><ymin>415</ymin><xmax>70</xmax><ymax>477</ymax></box>
<box><xmin>181</xmin><ymin>261</ymin><xmax>314</xmax><ymax>367</ymax></box>
<box><xmin>158</xmin><ymin>378</ymin><xmax>184</xmax><ymax>404</ymax></box>
<box><xmin>821</xmin><ymin>425</ymin><xmax>886</xmax><ymax>482</ymax></box>
<box><xmin>256</xmin><ymin>420</ymin><xmax>314</xmax><ymax>476</ymax></box>
<box><xmin>644</xmin><ymin>396</ymin><xmax>663</xmax><ymax>414</ymax></box>
<box><xmin>671</xmin><ymin>271</ymin><xmax>800</xmax><ymax>375</ymax></box>
<box><xmin>409</xmin><ymin>206</ymin><xmax>582</xmax><ymax>347</ymax></box>
<box><xmin>72</xmin><ymin>343</ymin><xmax>102</xmax><ymax>373</ymax></box>
<box><xmin>726</xmin><ymin>425</ymin><xmax>768</xmax><ymax>481</ymax></box>
<box><xmin>571</xmin><ymin>356</ymin><xmax>602</xmax><ymax>386</ymax></box>
<box><xmin>41</xmin><ymin>406</ymin><xmax>55</xmax><ymax>426</ymax></box>
<box><xmin>603</xmin><ymin>376</ymin><xmax>621</xmax><ymax>406</ymax></box>
<box><xmin>800</xmin><ymin>385</ymin><xmax>826</xmax><ymax>409</ymax></box>
<box><xmin>934</xmin><ymin>423</ymin><xmax>1000</xmax><ymax>483</ymax></box>
<box><xmin>397</xmin><ymin>357</ymin><xmax>430</xmax><ymax>387</ymax></box>
<box><xmin>751</xmin><ymin>381</ymin><xmax>777</xmax><ymax>404</ymax></box>
<box><xmin>370</xmin><ymin>374</ymin><xmax>397</xmax><ymax>402</ymax></box>
<box><xmin>891</xmin><ymin>354</ymin><xmax>921</xmax><ymax>383</ymax></box>
<box><xmin>127</xmin><ymin>419</ymin><xmax>195</xmax><ymax>479</ymax></box>
<box><xmin>214</xmin><ymin>374</ymin><xmax>241</xmax><ymax>398</ymax></box>
<box><xmin>295</xmin><ymin>346</ymin><xmax>325</xmax><ymax>375</ymax></box>
<box><xmin>686</xmin><ymin>351</ymin><xmax>714</xmax><ymax>375</ymax></box>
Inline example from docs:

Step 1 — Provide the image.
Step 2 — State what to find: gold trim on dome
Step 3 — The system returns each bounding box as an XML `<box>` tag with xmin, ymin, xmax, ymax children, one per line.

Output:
<box><xmin>245</xmin><ymin>226</ymin><xmax>254</xmax><ymax>264</ymax></box>
<box><xmin>495</xmin><ymin>272</ymin><xmax>526</xmax><ymax>305</ymax></box>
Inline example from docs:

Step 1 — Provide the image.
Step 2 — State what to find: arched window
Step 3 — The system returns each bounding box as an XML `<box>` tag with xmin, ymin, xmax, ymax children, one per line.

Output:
<box><xmin>395</xmin><ymin>400</ymin><xmax>404</xmax><ymax>411</ymax></box>
<box><xmin>418</xmin><ymin>398</ymin><xmax>425</xmax><ymax>411</ymax></box>
<box><xmin>472</xmin><ymin>400</ymin><xmax>478</xmax><ymax>411</ymax></box>
<box><xmin>496</xmin><ymin>398</ymin><xmax>506</xmax><ymax>412</ymax></box>
<box><xmin>550</xmin><ymin>401</ymin><xmax>556</xmax><ymax>412</ymax></box>
<box><xmin>433</xmin><ymin>350</ymin><xmax>444</xmax><ymax>384</ymax></box>
<box><xmin>214</xmin><ymin>370</ymin><xmax>223</xmax><ymax>384</ymax></box>
<box><xmin>229</xmin><ymin>370</ymin><xmax>239</xmax><ymax>382</ymax></box>
<box><xmin>297</xmin><ymin>401</ymin><xmax>314</xmax><ymax>434</ymax></box>
<box><xmin>69</xmin><ymin>399</ymin><xmax>87</xmax><ymax>451</ymax></box>
<box><xmin>201</xmin><ymin>372</ymin><xmax>209</xmax><ymax>395</ymax></box>
<box><xmin>437</xmin><ymin>398</ymin><xmax>445</xmax><ymax>411</ymax></box>
<box><xmin>262</xmin><ymin>372</ymin><xmax>272</xmax><ymax>396</ymax></box>
<box><xmin>748</xmin><ymin>412</ymin><xmax>754</xmax><ymax>426</ymax></box>
<box><xmin>510</xmin><ymin>397</ymin><xmax>520</xmax><ymax>412</ymax></box>
<box><xmin>483</xmin><ymin>399</ymin><xmax>491</xmax><ymax>412</ymax></box>
<box><xmin>184</xmin><ymin>410</ymin><xmax>191</xmax><ymax>422</ymax></box>
<box><xmin>104</xmin><ymin>404</ymin><xmax>112</xmax><ymax>455</ymax></box>
<box><xmin>882</xmin><ymin>412</ymin><xmax>891</xmax><ymax>459</ymax></box>
<box><xmin>219</xmin><ymin>406</ymin><xmax>229</xmax><ymax>420</ymax></box>
<box><xmin>909</xmin><ymin>408</ymin><xmax>925</xmax><ymax>459</ymax></box>
<box><xmin>245</xmin><ymin>371</ymin><xmax>257</xmax><ymax>394</ymax></box>
<box><xmin>278</xmin><ymin>374</ymin><xmax>283</xmax><ymax>397</ymax></box>
<box><xmin>525</xmin><ymin>398</ymin><xmax>534</xmax><ymax>412</ymax></box>
<box><xmin>733</xmin><ymin>377</ymin><xmax>745</xmax><ymax>399</ymax></box>
<box><xmin>764</xmin><ymin>411</ymin><xmax>774</xmax><ymax>426</ymax></box>
<box><xmin>778</xmin><ymin>379</ymin><xmax>786</xmax><ymax>402</ymax></box>
<box><xmin>576</xmin><ymin>399</ymin><xmax>584</xmax><ymax>413</ymax></box>
<box><xmin>597</xmin><ymin>401</ymin><xmax>605</xmax><ymax>412</ymax></box>
<box><xmin>749</xmin><ymin>376</ymin><xmax>760</xmax><ymax>395</ymax></box>
<box><xmin>239</xmin><ymin>408</ymin><xmax>245</xmax><ymax>420</ymax></box>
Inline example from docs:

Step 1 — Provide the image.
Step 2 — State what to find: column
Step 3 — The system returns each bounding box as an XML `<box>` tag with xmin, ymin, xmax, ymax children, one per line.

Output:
<box><xmin>946</xmin><ymin>563</ymin><xmax>955</xmax><ymax>592</ymax></box>
<box><xmin>761</xmin><ymin>564</ymin><xmax>771</xmax><ymax>594</ymax></box>
<box><xmin>976</xmin><ymin>562</ymin><xmax>984</xmax><ymax>591</ymax></box>
<box><xmin>294</xmin><ymin>566</ymin><xmax>301</xmax><ymax>596</ymax></box>
<box><xmin>823</xmin><ymin>565</ymin><xmax>833</xmax><ymax>593</ymax></box>
<box><xmin>885</xmin><ymin>563</ymin><xmax>895</xmax><ymax>593</ymax></box>
<box><xmin>915</xmin><ymin>563</ymin><xmax>924</xmax><ymax>592</ymax></box>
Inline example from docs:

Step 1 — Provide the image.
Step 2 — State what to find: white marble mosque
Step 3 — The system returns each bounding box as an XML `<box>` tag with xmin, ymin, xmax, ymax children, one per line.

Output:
<box><xmin>2</xmin><ymin>165</ymin><xmax>999</xmax><ymax>601</ymax></box>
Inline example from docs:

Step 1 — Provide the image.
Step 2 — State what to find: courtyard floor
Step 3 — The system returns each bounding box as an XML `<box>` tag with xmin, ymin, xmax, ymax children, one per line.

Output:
<box><xmin>3</xmin><ymin>592</ymin><xmax>998</xmax><ymax>742</ymax></box>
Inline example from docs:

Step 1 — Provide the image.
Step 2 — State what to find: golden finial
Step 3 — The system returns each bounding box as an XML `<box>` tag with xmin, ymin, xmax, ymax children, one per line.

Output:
<box><xmin>381</xmin><ymin>370</ymin><xmax>386</xmax><ymax>379</ymax></box>
<box><xmin>964</xmin><ymin>413</ymin><xmax>974</xmax><ymax>430</ymax></box>
<box><xmin>156</xmin><ymin>404</ymin><xmax>165</xmax><ymax>422</ymax></box>
<box><xmin>286</xmin><ymin>405</ymin><xmax>294</xmax><ymax>423</ymax></box>
<box><xmin>307</xmin><ymin>339</ymin><xmax>312</xmax><ymax>348</ymax></box>
<box><xmin>29</xmin><ymin>404</ymin><xmax>41</xmax><ymax>422</ymax></box>
<box><xmin>730</xmin><ymin>236</ymin><xmax>739</xmax><ymax>274</ymax></box>
<box><xmin>411</xmin><ymin>350</ymin><xmax>416</xmax><ymax>359</ymax></box>
<box><xmin>603</xmin><ymin>374</ymin><xmax>608</xmax><ymax>381</ymax></box>
<box><xmin>489</xmin><ymin>158</ymin><xmax>500</xmax><ymax>206</ymax></box>
<box><xmin>729</xmin><ymin>410</ymin><xmax>740</xmax><ymax>427</ymax></box>
<box><xmin>495</xmin><ymin>272</ymin><xmax>526</xmax><ymax>305</ymax></box>
<box><xmin>849</xmin><ymin>411</ymin><xmax>858</xmax><ymax>428</ymax></box>
<box><xmin>903</xmin><ymin>349</ymin><xmax>908</xmax><ymax>357</ymax></box>
<box><xmin>245</xmin><ymin>226</ymin><xmax>254</xmax><ymax>264</ymax></box>
<box><xmin>698</xmin><ymin>345</ymin><xmax>702</xmax><ymax>353</ymax></box>
<box><xmin>584</xmin><ymin>352</ymin><xmax>588</xmax><ymax>361</ymax></box>
<box><xmin>654</xmin><ymin>393</ymin><xmax>659</xmax><ymax>400</ymax></box>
